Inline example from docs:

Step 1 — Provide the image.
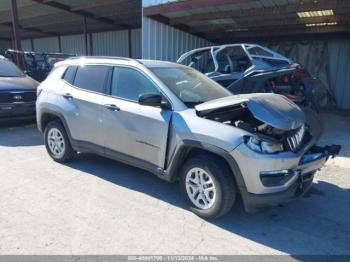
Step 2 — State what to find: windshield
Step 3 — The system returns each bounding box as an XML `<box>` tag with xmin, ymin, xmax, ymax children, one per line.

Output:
<box><xmin>150</xmin><ymin>67</ymin><xmax>231</xmax><ymax>107</ymax></box>
<box><xmin>0</xmin><ymin>59</ymin><xmax>24</xmax><ymax>77</ymax></box>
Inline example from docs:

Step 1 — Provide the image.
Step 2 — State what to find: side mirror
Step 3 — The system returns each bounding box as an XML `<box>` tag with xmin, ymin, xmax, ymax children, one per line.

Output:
<box><xmin>138</xmin><ymin>93</ymin><xmax>163</xmax><ymax>107</ymax></box>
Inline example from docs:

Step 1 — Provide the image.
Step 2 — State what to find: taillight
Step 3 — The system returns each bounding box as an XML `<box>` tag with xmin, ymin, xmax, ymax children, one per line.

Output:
<box><xmin>282</xmin><ymin>75</ymin><xmax>289</xmax><ymax>84</ymax></box>
<box><xmin>36</xmin><ymin>87</ymin><xmax>43</xmax><ymax>97</ymax></box>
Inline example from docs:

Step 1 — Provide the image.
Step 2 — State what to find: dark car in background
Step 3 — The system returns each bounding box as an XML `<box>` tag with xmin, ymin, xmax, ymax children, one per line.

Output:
<box><xmin>4</xmin><ymin>49</ymin><xmax>75</xmax><ymax>82</ymax></box>
<box><xmin>177</xmin><ymin>44</ymin><xmax>330</xmax><ymax>112</ymax></box>
<box><xmin>0</xmin><ymin>56</ymin><xmax>39</xmax><ymax>123</ymax></box>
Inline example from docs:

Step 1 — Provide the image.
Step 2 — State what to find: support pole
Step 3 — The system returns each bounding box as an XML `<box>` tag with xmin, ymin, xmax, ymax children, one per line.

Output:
<box><xmin>89</xmin><ymin>33</ymin><xmax>93</xmax><ymax>56</ymax></box>
<box><xmin>58</xmin><ymin>35</ymin><xmax>62</xmax><ymax>53</ymax></box>
<box><xmin>30</xmin><ymin>39</ymin><xmax>34</xmax><ymax>51</ymax></box>
<box><xmin>10</xmin><ymin>0</ymin><xmax>22</xmax><ymax>67</ymax></box>
<box><xmin>128</xmin><ymin>29</ymin><xmax>132</xmax><ymax>58</ymax></box>
<box><xmin>83</xmin><ymin>17</ymin><xmax>88</xmax><ymax>56</ymax></box>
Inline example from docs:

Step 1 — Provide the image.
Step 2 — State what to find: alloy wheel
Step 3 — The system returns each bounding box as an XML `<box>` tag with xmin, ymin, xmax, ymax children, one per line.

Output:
<box><xmin>185</xmin><ymin>167</ymin><xmax>217</xmax><ymax>210</ymax></box>
<box><xmin>47</xmin><ymin>127</ymin><xmax>66</xmax><ymax>158</ymax></box>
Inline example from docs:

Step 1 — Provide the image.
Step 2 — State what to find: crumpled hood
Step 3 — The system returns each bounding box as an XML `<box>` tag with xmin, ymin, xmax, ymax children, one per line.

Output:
<box><xmin>0</xmin><ymin>76</ymin><xmax>39</xmax><ymax>91</ymax></box>
<box><xmin>195</xmin><ymin>93</ymin><xmax>305</xmax><ymax>131</ymax></box>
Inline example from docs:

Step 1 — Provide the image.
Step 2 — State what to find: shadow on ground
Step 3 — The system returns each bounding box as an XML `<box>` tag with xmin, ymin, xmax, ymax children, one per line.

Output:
<box><xmin>1</xmin><ymin>116</ymin><xmax>350</xmax><ymax>254</ymax></box>
<box><xmin>0</xmin><ymin>123</ymin><xmax>43</xmax><ymax>147</ymax></box>
<box><xmin>66</xmin><ymin>153</ymin><xmax>350</xmax><ymax>254</ymax></box>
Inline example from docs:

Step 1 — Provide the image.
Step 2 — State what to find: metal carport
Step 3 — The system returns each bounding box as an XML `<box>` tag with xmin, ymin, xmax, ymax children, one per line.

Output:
<box><xmin>0</xmin><ymin>0</ymin><xmax>141</xmax><ymax>57</ymax></box>
<box><xmin>0</xmin><ymin>0</ymin><xmax>350</xmax><ymax>109</ymax></box>
<box><xmin>142</xmin><ymin>0</ymin><xmax>350</xmax><ymax>110</ymax></box>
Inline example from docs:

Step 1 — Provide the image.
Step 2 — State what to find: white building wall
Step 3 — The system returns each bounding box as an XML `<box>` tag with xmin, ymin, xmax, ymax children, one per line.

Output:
<box><xmin>21</xmin><ymin>40</ymin><xmax>32</xmax><ymax>51</ymax></box>
<box><xmin>131</xmin><ymin>28</ymin><xmax>142</xmax><ymax>58</ymax></box>
<box><xmin>0</xmin><ymin>40</ymin><xmax>12</xmax><ymax>53</ymax></box>
<box><xmin>61</xmin><ymin>34</ymin><xmax>85</xmax><ymax>55</ymax></box>
<box><xmin>92</xmin><ymin>30</ymin><xmax>129</xmax><ymax>57</ymax></box>
<box><xmin>33</xmin><ymin>37</ymin><xmax>59</xmax><ymax>53</ymax></box>
<box><xmin>18</xmin><ymin>29</ymin><xmax>141</xmax><ymax>57</ymax></box>
<box><xmin>142</xmin><ymin>17</ymin><xmax>213</xmax><ymax>62</ymax></box>
<box><xmin>327</xmin><ymin>39</ymin><xmax>350</xmax><ymax>109</ymax></box>
<box><xmin>142</xmin><ymin>0</ymin><xmax>213</xmax><ymax>61</ymax></box>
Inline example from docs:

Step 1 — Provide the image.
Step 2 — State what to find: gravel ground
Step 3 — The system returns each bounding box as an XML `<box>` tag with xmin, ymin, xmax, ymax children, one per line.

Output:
<box><xmin>0</xmin><ymin>112</ymin><xmax>349</xmax><ymax>255</ymax></box>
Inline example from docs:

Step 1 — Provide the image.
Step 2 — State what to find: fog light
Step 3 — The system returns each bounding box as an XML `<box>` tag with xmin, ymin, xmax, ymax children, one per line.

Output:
<box><xmin>260</xmin><ymin>170</ymin><xmax>296</xmax><ymax>187</ymax></box>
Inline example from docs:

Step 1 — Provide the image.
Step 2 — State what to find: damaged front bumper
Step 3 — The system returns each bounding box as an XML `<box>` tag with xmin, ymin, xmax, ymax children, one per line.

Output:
<box><xmin>231</xmin><ymin>142</ymin><xmax>340</xmax><ymax>212</ymax></box>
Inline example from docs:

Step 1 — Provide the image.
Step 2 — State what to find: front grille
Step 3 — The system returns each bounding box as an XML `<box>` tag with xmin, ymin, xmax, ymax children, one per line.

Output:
<box><xmin>286</xmin><ymin>124</ymin><xmax>305</xmax><ymax>152</ymax></box>
<box><xmin>0</xmin><ymin>91</ymin><xmax>36</xmax><ymax>104</ymax></box>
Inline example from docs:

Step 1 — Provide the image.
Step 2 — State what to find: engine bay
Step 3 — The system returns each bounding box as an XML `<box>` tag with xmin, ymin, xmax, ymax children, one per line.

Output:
<box><xmin>198</xmin><ymin>103</ymin><xmax>296</xmax><ymax>145</ymax></box>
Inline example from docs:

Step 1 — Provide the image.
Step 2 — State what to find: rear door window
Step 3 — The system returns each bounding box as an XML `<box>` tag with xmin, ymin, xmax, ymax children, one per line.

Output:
<box><xmin>62</xmin><ymin>66</ymin><xmax>77</xmax><ymax>84</ymax></box>
<box><xmin>73</xmin><ymin>65</ymin><xmax>109</xmax><ymax>94</ymax></box>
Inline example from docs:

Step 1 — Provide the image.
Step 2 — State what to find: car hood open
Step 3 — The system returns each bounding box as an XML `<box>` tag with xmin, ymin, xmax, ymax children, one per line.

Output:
<box><xmin>195</xmin><ymin>93</ymin><xmax>305</xmax><ymax>131</ymax></box>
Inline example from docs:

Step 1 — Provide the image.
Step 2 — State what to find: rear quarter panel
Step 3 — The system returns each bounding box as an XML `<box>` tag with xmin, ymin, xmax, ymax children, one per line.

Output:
<box><xmin>36</xmin><ymin>66</ymin><xmax>67</xmax><ymax>129</ymax></box>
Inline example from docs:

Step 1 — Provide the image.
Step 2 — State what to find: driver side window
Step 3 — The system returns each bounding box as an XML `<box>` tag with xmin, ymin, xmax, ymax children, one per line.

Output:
<box><xmin>111</xmin><ymin>67</ymin><xmax>160</xmax><ymax>102</ymax></box>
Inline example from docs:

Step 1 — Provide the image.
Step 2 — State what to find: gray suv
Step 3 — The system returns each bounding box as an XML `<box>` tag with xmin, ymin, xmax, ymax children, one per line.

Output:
<box><xmin>36</xmin><ymin>57</ymin><xmax>340</xmax><ymax>219</ymax></box>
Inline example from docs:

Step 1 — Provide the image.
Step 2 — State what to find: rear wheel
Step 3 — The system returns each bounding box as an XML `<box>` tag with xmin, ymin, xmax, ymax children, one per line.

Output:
<box><xmin>179</xmin><ymin>154</ymin><xmax>236</xmax><ymax>220</ymax></box>
<box><xmin>44</xmin><ymin>121</ymin><xmax>75</xmax><ymax>162</ymax></box>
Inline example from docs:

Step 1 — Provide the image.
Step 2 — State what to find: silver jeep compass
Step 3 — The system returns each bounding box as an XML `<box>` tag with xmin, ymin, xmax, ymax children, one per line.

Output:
<box><xmin>36</xmin><ymin>57</ymin><xmax>340</xmax><ymax>219</ymax></box>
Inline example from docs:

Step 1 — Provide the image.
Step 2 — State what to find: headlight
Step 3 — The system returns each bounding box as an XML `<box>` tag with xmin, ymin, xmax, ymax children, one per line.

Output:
<box><xmin>245</xmin><ymin>136</ymin><xmax>284</xmax><ymax>154</ymax></box>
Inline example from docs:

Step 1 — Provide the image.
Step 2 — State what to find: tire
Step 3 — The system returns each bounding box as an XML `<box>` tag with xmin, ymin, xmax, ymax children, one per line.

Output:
<box><xmin>44</xmin><ymin>120</ymin><xmax>75</xmax><ymax>163</ymax></box>
<box><xmin>179</xmin><ymin>154</ymin><xmax>236</xmax><ymax>220</ymax></box>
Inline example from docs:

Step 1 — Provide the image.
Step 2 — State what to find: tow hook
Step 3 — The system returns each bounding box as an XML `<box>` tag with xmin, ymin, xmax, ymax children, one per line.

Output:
<box><xmin>324</xmin><ymin>145</ymin><xmax>341</xmax><ymax>159</ymax></box>
<box><xmin>310</xmin><ymin>144</ymin><xmax>341</xmax><ymax>160</ymax></box>
<box><xmin>295</xmin><ymin>144</ymin><xmax>340</xmax><ymax>195</ymax></box>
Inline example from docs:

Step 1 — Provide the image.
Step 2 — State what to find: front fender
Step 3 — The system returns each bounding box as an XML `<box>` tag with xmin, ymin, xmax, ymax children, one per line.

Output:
<box><xmin>163</xmin><ymin>140</ymin><xmax>247</xmax><ymax>196</ymax></box>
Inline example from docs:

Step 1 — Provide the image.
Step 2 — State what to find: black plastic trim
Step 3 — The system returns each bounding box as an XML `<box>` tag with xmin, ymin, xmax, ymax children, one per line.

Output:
<box><xmin>163</xmin><ymin>139</ymin><xmax>247</xmax><ymax>192</ymax></box>
<box><xmin>37</xmin><ymin>109</ymin><xmax>73</xmax><ymax>142</ymax></box>
<box><xmin>69</xmin><ymin>140</ymin><xmax>164</xmax><ymax>177</ymax></box>
<box><xmin>242</xmin><ymin>174</ymin><xmax>314</xmax><ymax>212</ymax></box>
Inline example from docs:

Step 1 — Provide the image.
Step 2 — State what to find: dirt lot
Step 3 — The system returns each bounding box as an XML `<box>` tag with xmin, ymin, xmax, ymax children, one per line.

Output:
<box><xmin>0</xmin><ymin>112</ymin><xmax>349</xmax><ymax>255</ymax></box>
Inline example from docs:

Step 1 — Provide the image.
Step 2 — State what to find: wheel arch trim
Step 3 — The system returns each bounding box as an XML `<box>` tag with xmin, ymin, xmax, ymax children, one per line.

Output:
<box><xmin>38</xmin><ymin>109</ymin><xmax>74</xmax><ymax>144</ymax></box>
<box><xmin>164</xmin><ymin>139</ymin><xmax>247</xmax><ymax>191</ymax></box>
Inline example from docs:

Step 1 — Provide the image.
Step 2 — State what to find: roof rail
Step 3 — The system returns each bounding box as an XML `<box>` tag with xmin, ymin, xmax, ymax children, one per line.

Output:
<box><xmin>66</xmin><ymin>56</ymin><xmax>135</xmax><ymax>61</ymax></box>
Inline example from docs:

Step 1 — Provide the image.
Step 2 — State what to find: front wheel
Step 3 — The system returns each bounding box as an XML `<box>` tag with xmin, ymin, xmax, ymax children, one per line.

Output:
<box><xmin>44</xmin><ymin>120</ymin><xmax>75</xmax><ymax>163</ymax></box>
<box><xmin>179</xmin><ymin>154</ymin><xmax>236</xmax><ymax>220</ymax></box>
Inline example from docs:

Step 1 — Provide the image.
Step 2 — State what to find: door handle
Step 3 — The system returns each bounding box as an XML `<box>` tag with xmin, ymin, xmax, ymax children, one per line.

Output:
<box><xmin>104</xmin><ymin>104</ymin><xmax>120</xmax><ymax>111</ymax></box>
<box><xmin>62</xmin><ymin>93</ymin><xmax>73</xmax><ymax>99</ymax></box>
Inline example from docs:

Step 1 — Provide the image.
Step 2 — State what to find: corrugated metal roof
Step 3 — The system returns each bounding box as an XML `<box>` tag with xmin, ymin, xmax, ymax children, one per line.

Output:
<box><xmin>0</xmin><ymin>0</ymin><xmax>141</xmax><ymax>40</ymax></box>
<box><xmin>143</xmin><ymin>0</ymin><xmax>350</xmax><ymax>43</ymax></box>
